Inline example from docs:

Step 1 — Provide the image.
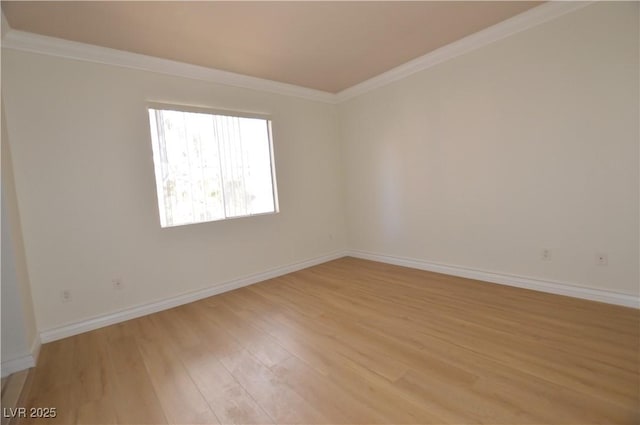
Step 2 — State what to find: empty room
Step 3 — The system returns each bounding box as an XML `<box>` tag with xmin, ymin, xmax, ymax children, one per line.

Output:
<box><xmin>1</xmin><ymin>1</ymin><xmax>638</xmax><ymax>424</ymax></box>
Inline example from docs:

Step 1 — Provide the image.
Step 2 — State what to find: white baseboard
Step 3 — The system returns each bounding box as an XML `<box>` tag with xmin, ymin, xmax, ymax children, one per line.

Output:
<box><xmin>1</xmin><ymin>355</ymin><xmax>34</xmax><ymax>378</ymax></box>
<box><xmin>36</xmin><ymin>248</ymin><xmax>638</xmax><ymax>345</ymax></box>
<box><xmin>40</xmin><ymin>251</ymin><xmax>347</xmax><ymax>343</ymax></box>
<box><xmin>30</xmin><ymin>334</ymin><xmax>41</xmax><ymax>365</ymax></box>
<box><xmin>347</xmin><ymin>250</ymin><xmax>639</xmax><ymax>309</ymax></box>
<box><xmin>1</xmin><ymin>335</ymin><xmax>41</xmax><ymax>377</ymax></box>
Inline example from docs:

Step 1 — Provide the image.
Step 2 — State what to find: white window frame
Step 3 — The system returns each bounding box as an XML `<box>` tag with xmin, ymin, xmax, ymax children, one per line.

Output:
<box><xmin>146</xmin><ymin>102</ymin><xmax>279</xmax><ymax>228</ymax></box>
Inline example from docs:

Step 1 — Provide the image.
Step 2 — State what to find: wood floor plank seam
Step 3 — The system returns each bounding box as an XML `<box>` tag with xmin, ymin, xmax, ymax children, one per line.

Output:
<box><xmin>104</xmin><ymin>328</ymin><xmax>170</xmax><ymax>425</ymax></box>
<box><xmin>155</xmin><ymin>336</ymin><xmax>225</xmax><ymax>425</ymax></box>
<box><xmin>14</xmin><ymin>257</ymin><xmax>639</xmax><ymax>424</ymax></box>
<box><xmin>205</xmin><ymin>308</ymin><xmax>324</xmax><ymax>423</ymax></box>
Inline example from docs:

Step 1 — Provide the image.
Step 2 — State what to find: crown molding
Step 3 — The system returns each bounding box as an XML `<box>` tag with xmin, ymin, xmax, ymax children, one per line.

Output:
<box><xmin>1</xmin><ymin>1</ymin><xmax>592</xmax><ymax>104</ymax></box>
<box><xmin>1</xmin><ymin>29</ymin><xmax>337</xmax><ymax>104</ymax></box>
<box><xmin>335</xmin><ymin>1</ymin><xmax>594</xmax><ymax>102</ymax></box>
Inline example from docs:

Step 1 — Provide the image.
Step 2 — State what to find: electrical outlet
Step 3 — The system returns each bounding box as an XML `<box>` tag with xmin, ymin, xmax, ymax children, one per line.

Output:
<box><xmin>541</xmin><ymin>249</ymin><xmax>551</xmax><ymax>261</ymax></box>
<box><xmin>596</xmin><ymin>253</ymin><xmax>608</xmax><ymax>266</ymax></box>
<box><xmin>112</xmin><ymin>278</ymin><xmax>124</xmax><ymax>290</ymax></box>
<box><xmin>61</xmin><ymin>290</ymin><xmax>72</xmax><ymax>303</ymax></box>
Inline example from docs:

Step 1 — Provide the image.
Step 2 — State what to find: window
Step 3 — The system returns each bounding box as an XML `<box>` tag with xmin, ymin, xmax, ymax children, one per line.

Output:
<box><xmin>147</xmin><ymin>105</ymin><xmax>278</xmax><ymax>227</ymax></box>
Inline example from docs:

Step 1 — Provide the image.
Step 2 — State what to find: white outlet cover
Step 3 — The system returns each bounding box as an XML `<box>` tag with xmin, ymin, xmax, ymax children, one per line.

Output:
<box><xmin>61</xmin><ymin>290</ymin><xmax>72</xmax><ymax>302</ymax></box>
<box><xmin>541</xmin><ymin>249</ymin><xmax>551</xmax><ymax>261</ymax></box>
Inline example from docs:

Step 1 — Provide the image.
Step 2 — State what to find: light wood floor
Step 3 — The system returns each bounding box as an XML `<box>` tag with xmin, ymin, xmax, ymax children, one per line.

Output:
<box><xmin>2</xmin><ymin>370</ymin><xmax>29</xmax><ymax>425</ymax></box>
<box><xmin>15</xmin><ymin>257</ymin><xmax>640</xmax><ymax>424</ymax></box>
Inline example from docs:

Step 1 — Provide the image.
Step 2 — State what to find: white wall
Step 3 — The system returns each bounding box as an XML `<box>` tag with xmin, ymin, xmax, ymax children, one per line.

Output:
<box><xmin>2</xmin><ymin>194</ymin><xmax>29</xmax><ymax>368</ymax></box>
<box><xmin>1</xmin><ymin>104</ymin><xmax>39</xmax><ymax>376</ymax></box>
<box><xmin>1</xmin><ymin>2</ymin><xmax>638</xmax><ymax>342</ymax></box>
<box><xmin>340</xmin><ymin>2</ymin><xmax>639</xmax><ymax>296</ymax></box>
<box><xmin>1</xmin><ymin>51</ymin><xmax>346</xmax><ymax>332</ymax></box>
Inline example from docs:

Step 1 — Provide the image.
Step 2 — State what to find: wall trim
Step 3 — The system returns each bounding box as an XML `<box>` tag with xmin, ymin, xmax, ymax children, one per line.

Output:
<box><xmin>31</xmin><ymin>247</ymin><xmax>640</xmax><ymax>345</ymax></box>
<box><xmin>347</xmin><ymin>250</ymin><xmax>639</xmax><ymax>309</ymax></box>
<box><xmin>1</xmin><ymin>335</ymin><xmax>40</xmax><ymax>378</ymax></box>
<box><xmin>39</xmin><ymin>251</ymin><xmax>347</xmax><ymax>343</ymax></box>
<box><xmin>1</xmin><ymin>355</ymin><xmax>34</xmax><ymax>378</ymax></box>
<box><xmin>0</xmin><ymin>30</ymin><xmax>336</xmax><ymax>104</ymax></box>
<box><xmin>336</xmin><ymin>1</ymin><xmax>593</xmax><ymax>102</ymax></box>
<box><xmin>30</xmin><ymin>333</ymin><xmax>41</xmax><ymax>365</ymax></box>
<box><xmin>1</xmin><ymin>2</ymin><xmax>593</xmax><ymax>104</ymax></box>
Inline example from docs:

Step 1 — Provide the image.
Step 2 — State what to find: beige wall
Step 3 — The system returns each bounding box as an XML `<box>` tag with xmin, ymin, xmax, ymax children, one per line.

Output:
<box><xmin>339</xmin><ymin>2</ymin><xmax>639</xmax><ymax>295</ymax></box>
<box><xmin>2</xmin><ymin>103</ymin><xmax>38</xmax><ymax>373</ymax></box>
<box><xmin>1</xmin><ymin>1</ymin><xmax>638</xmax><ymax>339</ymax></box>
<box><xmin>1</xmin><ymin>51</ymin><xmax>347</xmax><ymax>331</ymax></box>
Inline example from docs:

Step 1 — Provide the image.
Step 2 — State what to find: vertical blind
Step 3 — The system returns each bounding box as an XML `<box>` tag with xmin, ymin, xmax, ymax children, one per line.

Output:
<box><xmin>148</xmin><ymin>107</ymin><xmax>277</xmax><ymax>227</ymax></box>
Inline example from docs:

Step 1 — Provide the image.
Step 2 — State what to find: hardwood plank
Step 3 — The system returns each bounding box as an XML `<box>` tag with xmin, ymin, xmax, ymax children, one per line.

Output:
<box><xmin>219</xmin><ymin>349</ymin><xmax>330</xmax><ymax>424</ymax></box>
<box><xmin>179</xmin><ymin>344</ymin><xmax>273</xmax><ymax>425</ymax></box>
<box><xmin>202</xmin><ymin>296</ymin><xmax>293</xmax><ymax>368</ymax></box>
<box><xmin>221</xmin><ymin>288</ymin><xmax>449</xmax><ymax>422</ymax></box>
<box><xmin>17</xmin><ymin>339</ymin><xmax>74</xmax><ymax>425</ymax></box>
<box><xmin>14</xmin><ymin>257</ymin><xmax>639</xmax><ymax>424</ymax></box>
<box><xmin>160</xmin><ymin>305</ymin><xmax>272</xmax><ymax>424</ymax></box>
<box><xmin>2</xmin><ymin>371</ymin><xmax>29</xmax><ymax>425</ymax></box>
<box><xmin>103</xmin><ymin>328</ymin><xmax>168</xmax><ymax>424</ymax></box>
<box><xmin>10</xmin><ymin>368</ymin><xmax>34</xmax><ymax>425</ymax></box>
<box><xmin>126</xmin><ymin>316</ymin><xmax>219</xmax><ymax>424</ymax></box>
<box><xmin>18</xmin><ymin>387</ymin><xmax>74</xmax><ymax>425</ymax></box>
<box><xmin>69</xmin><ymin>329</ymin><xmax>116</xmax><ymax>406</ymax></box>
<box><xmin>75</xmin><ymin>398</ymin><xmax>117</xmax><ymax>425</ymax></box>
<box><xmin>271</xmin><ymin>354</ymin><xmax>401</xmax><ymax>424</ymax></box>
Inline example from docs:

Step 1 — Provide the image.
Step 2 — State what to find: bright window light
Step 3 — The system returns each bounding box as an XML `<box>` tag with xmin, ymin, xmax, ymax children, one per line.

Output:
<box><xmin>148</xmin><ymin>106</ymin><xmax>278</xmax><ymax>227</ymax></box>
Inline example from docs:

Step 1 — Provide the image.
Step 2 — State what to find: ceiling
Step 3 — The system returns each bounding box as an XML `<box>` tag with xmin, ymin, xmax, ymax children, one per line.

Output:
<box><xmin>2</xmin><ymin>1</ymin><xmax>542</xmax><ymax>93</ymax></box>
